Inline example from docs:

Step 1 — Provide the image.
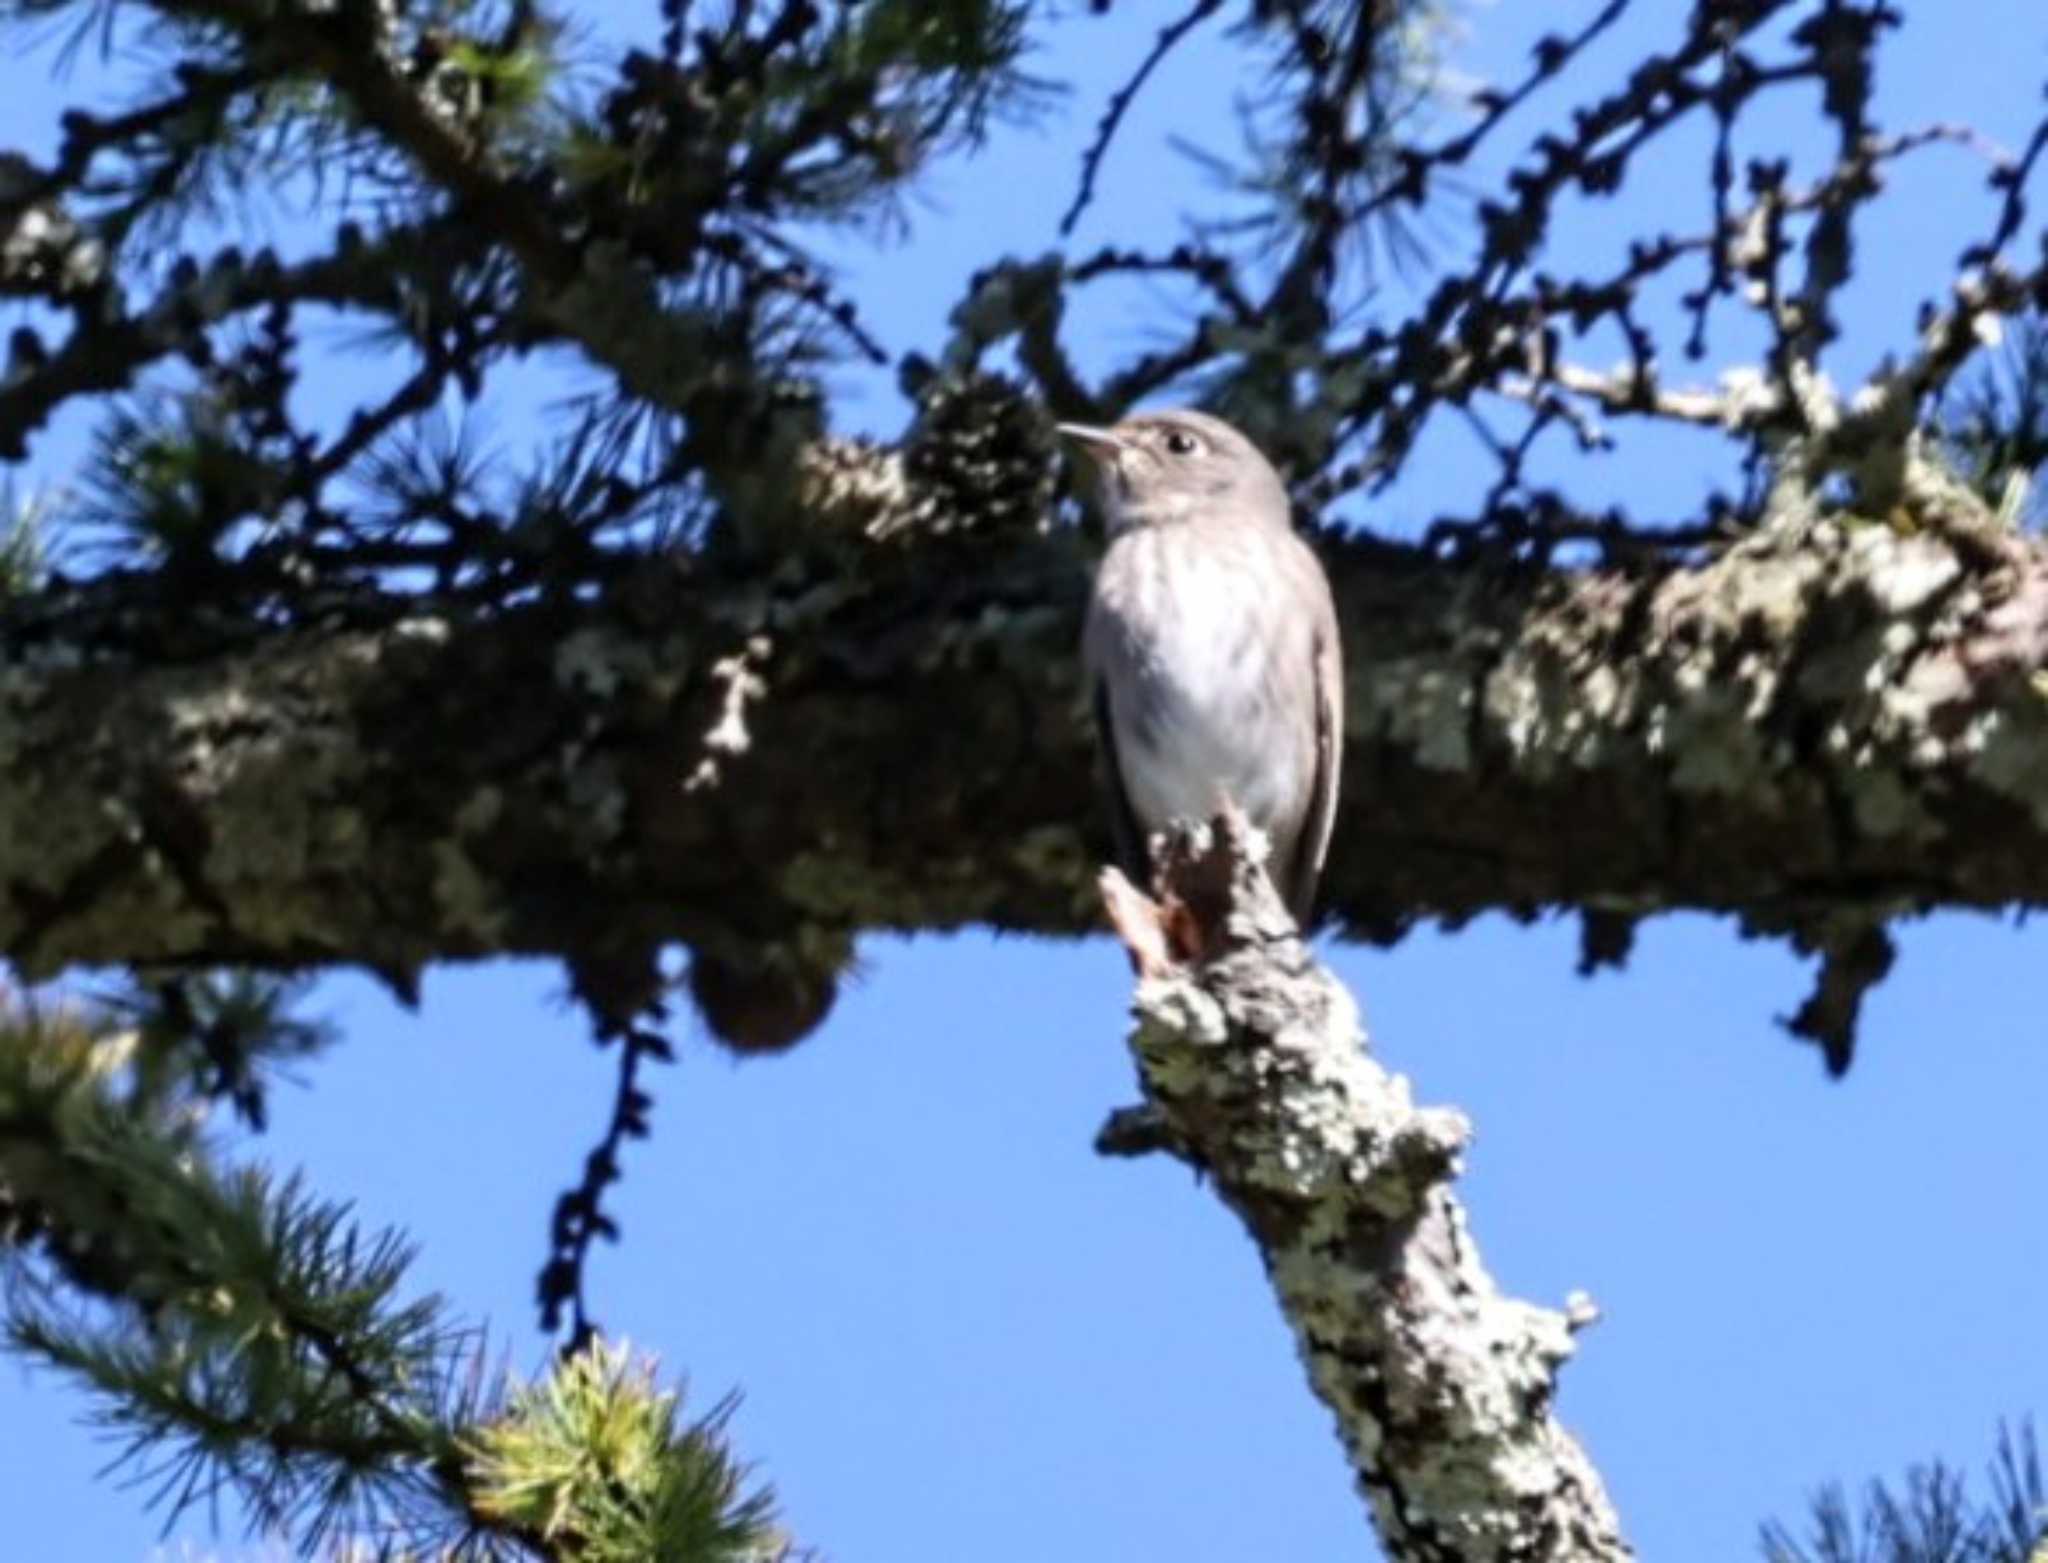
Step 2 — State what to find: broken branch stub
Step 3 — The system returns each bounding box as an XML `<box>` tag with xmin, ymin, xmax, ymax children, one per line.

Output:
<box><xmin>1103</xmin><ymin>809</ymin><xmax>1630</xmax><ymax>1563</ymax></box>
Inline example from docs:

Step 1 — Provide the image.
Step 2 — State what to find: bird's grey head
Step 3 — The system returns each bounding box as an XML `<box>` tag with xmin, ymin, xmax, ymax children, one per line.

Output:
<box><xmin>1057</xmin><ymin>409</ymin><xmax>1291</xmax><ymax>537</ymax></box>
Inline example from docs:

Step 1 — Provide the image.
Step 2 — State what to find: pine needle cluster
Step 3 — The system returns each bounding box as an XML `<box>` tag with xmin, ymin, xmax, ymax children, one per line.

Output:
<box><xmin>0</xmin><ymin>984</ymin><xmax>787</xmax><ymax>1562</ymax></box>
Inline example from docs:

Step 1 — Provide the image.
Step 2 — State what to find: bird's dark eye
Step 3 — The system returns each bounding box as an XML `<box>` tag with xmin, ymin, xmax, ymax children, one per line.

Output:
<box><xmin>1163</xmin><ymin>430</ymin><xmax>1200</xmax><ymax>456</ymax></box>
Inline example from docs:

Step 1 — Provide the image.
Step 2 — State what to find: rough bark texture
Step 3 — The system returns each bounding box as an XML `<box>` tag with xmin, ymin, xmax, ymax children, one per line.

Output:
<box><xmin>1100</xmin><ymin>809</ymin><xmax>1627</xmax><ymax>1563</ymax></box>
<box><xmin>7</xmin><ymin>457</ymin><xmax>2048</xmax><ymax>1010</ymax></box>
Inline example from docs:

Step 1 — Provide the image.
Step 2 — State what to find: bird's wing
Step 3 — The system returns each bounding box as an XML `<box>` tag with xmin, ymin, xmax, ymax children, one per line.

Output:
<box><xmin>1093</xmin><ymin>678</ymin><xmax>1150</xmax><ymax>890</ymax></box>
<box><xmin>1286</xmin><ymin>615</ymin><xmax>1344</xmax><ymax>927</ymax></box>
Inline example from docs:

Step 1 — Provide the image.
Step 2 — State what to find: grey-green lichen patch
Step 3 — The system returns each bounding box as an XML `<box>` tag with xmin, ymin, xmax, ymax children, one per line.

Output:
<box><xmin>1854</xmin><ymin>531</ymin><xmax>1962</xmax><ymax>615</ymax></box>
<box><xmin>432</xmin><ymin>786</ymin><xmax>509</xmax><ymax>943</ymax></box>
<box><xmin>559</xmin><ymin>749</ymin><xmax>628</xmax><ymax>843</ymax></box>
<box><xmin>1483</xmin><ymin>640</ymin><xmax>1637</xmax><ymax>776</ymax></box>
<box><xmin>389</xmin><ymin>614</ymin><xmax>452</xmax><ymax>645</ymax></box>
<box><xmin>777</xmin><ymin>845</ymin><xmax>980</xmax><ymax>928</ymax></box>
<box><xmin>8</xmin><ymin>636</ymin><xmax>88</xmax><ymax>674</ymax></box>
<box><xmin>0</xmin><ymin>773</ymin><xmax>115</xmax><ymax>896</ymax></box>
<box><xmin>911</xmin><ymin>601</ymin><xmax>1057</xmax><ymax>675</ymax></box>
<box><xmin>1689</xmin><ymin>536</ymin><xmax>1826</xmax><ymax>642</ymax></box>
<box><xmin>1844</xmin><ymin>767</ymin><xmax>1939</xmax><ymax>843</ymax></box>
<box><xmin>1008</xmin><ymin>823</ymin><xmax>1090</xmax><ymax>890</ymax></box>
<box><xmin>1650</xmin><ymin>687</ymin><xmax>1775</xmax><ymax>798</ymax></box>
<box><xmin>767</xmin><ymin>578</ymin><xmax>864</xmax><ymax>635</ymax></box>
<box><xmin>554</xmin><ymin>626</ymin><xmax>661</xmax><ymax>700</ymax></box>
<box><xmin>0</xmin><ymin>611</ymin><xmax>552</xmax><ymax>974</ymax></box>
<box><xmin>1365</xmin><ymin>658</ymin><xmax>1474</xmax><ymax>772</ymax></box>
<box><xmin>1963</xmin><ymin>705</ymin><xmax>2048</xmax><ymax>831</ymax></box>
<box><xmin>10</xmin><ymin>881</ymin><xmax>215</xmax><ymax>983</ymax></box>
<box><xmin>981</xmin><ymin>602</ymin><xmax>1073</xmax><ymax>675</ymax></box>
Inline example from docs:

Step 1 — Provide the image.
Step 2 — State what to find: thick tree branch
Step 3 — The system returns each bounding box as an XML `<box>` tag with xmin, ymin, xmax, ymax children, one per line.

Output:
<box><xmin>1097</xmin><ymin>809</ymin><xmax>1626</xmax><ymax>1563</ymax></box>
<box><xmin>7</xmin><ymin>447</ymin><xmax>2048</xmax><ymax>1030</ymax></box>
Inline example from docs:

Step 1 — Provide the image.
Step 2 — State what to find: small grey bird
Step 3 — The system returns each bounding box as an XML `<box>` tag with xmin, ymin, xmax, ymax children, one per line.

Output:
<box><xmin>1062</xmin><ymin>409</ymin><xmax>1344</xmax><ymax>926</ymax></box>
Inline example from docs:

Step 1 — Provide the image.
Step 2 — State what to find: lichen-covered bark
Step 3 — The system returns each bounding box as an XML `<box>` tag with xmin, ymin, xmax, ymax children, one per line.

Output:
<box><xmin>1099</xmin><ymin>811</ymin><xmax>1627</xmax><ymax>1563</ymax></box>
<box><xmin>7</xmin><ymin>468</ymin><xmax>2048</xmax><ymax>1013</ymax></box>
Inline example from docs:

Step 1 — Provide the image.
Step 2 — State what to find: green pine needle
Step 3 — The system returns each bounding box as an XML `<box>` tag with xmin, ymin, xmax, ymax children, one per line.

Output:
<box><xmin>466</xmin><ymin>1340</ymin><xmax>789</xmax><ymax>1563</ymax></box>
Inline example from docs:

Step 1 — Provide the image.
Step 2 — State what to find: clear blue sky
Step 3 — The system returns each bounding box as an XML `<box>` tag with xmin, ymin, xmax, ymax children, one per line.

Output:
<box><xmin>5</xmin><ymin>4</ymin><xmax>2047</xmax><ymax>1560</ymax></box>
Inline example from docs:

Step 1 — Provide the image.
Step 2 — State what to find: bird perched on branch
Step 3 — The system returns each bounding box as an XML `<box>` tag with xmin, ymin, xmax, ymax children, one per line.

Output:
<box><xmin>1061</xmin><ymin>409</ymin><xmax>1344</xmax><ymax>928</ymax></box>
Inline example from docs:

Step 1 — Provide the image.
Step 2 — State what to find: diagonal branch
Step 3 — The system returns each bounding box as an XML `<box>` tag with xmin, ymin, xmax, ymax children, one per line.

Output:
<box><xmin>1098</xmin><ymin>810</ymin><xmax>1627</xmax><ymax>1563</ymax></box>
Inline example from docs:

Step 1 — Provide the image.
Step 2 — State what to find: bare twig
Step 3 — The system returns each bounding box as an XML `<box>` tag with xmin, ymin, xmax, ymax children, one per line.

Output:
<box><xmin>1058</xmin><ymin>0</ymin><xmax>1224</xmax><ymax>237</ymax></box>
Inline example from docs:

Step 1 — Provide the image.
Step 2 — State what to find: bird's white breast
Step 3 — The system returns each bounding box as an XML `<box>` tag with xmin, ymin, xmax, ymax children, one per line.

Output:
<box><xmin>1086</xmin><ymin>522</ymin><xmax>1312</xmax><ymax>839</ymax></box>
